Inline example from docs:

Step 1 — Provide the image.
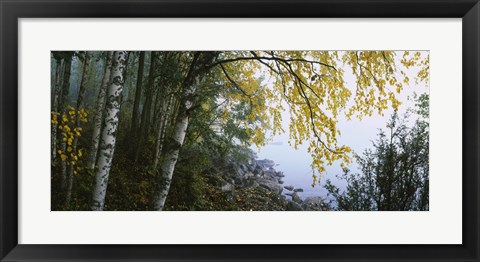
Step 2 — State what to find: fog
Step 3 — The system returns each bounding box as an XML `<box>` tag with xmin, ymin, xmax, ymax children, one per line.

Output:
<box><xmin>251</xmin><ymin>52</ymin><xmax>429</xmax><ymax>200</ymax></box>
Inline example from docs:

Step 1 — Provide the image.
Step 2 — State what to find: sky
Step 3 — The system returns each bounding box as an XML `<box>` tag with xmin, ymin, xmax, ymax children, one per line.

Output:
<box><xmin>250</xmin><ymin>51</ymin><xmax>429</xmax><ymax>200</ymax></box>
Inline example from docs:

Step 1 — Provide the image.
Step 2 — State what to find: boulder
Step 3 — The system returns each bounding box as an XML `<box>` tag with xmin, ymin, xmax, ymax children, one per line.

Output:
<box><xmin>257</xmin><ymin>179</ymin><xmax>283</xmax><ymax>195</ymax></box>
<box><xmin>302</xmin><ymin>196</ymin><xmax>324</xmax><ymax>211</ymax></box>
<box><xmin>256</xmin><ymin>159</ymin><xmax>275</xmax><ymax>169</ymax></box>
<box><xmin>240</xmin><ymin>164</ymin><xmax>249</xmax><ymax>173</ymax></box>
<box><xmin>232</xmin><ymin>165</ymin><xmax>245</xmax><ymax>177</ymax></box>
<box><xmin>286</xmin><ymin>201</ymin><xmax>303</xmax><ymax>211</ymax></box>
<box><xmin>293</xmin><ymin>188</ymin><xmax>304</xmax><ymax>193</ymax></box>
<box><xmin>245</xmin><ymin>179</ymin><xmax>259</xmax><ymax>188</ymax></box>
<box><xmin>263</xmin><ymin>170</ymin><xmax>277</xmax><ymax>180</ymax></box>
<box><xmin>291</xmin><ymin>192</ymin><xmax>302</xmax><ymax>203</ymax></box>
<box><xmin>284</xmin><ymin>185</ymin><xmax>294</xmax><ymax>191</ymax></box>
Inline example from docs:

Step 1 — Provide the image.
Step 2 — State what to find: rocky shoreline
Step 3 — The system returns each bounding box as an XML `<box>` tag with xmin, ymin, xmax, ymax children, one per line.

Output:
<box><xmin>206</xmin><ymin>150</ymin><xmax>330</xmax><ymax>211</ymax></box>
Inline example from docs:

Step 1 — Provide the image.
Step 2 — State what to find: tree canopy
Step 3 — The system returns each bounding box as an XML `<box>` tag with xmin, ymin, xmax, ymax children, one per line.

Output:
<box><xmin>50</xmin><ymin>50</ymin><xmax>429</xmax><ymax>211</ymax></box>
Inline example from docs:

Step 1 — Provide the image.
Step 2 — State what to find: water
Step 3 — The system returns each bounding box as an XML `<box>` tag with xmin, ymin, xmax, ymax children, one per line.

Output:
<box><xmin>249</xmin><ymin>53</ymin><xmax>429</xmax><ymax>202</ymax></box>
<box><xmin>250</xmin><ymin>89</ymin><xmax>423</xmax><ymax>201</ymax></box>
<box><xmin>251</xmin><ymin>138</ymin><xmax>347</xmax><ymax>201</ymax></box>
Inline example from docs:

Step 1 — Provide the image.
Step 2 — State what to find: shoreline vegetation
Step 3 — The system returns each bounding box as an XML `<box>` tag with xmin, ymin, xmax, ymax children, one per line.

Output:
<box><xmin>51</xmin><ymin>51</ymin><xmax>429</xmax><ymax>211</ymax></box>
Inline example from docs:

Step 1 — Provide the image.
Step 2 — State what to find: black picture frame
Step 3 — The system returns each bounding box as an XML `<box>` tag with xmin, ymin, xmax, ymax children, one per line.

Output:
<box><xmin>1</xmin><ymin>0</ymin><xmax>479</xmax><ymax>261</ymax></box>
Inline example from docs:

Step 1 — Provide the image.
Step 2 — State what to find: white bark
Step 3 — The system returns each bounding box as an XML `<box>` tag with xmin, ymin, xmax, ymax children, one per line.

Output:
<box><xmin>88</xmin><ymin>51</ymin><xmax>114</xmax><ymax>170</ymax></box>
<box><xmin>152</xmin><ymin>99</ymin><xmax>192</xmax><ymax>211</ymax></box>
<box><xmin>152</xmin><ymin>52</ymin><xmax>218</xmax><ymax>211</ymax></box>
<box><xmin>91</xmin><ymin>51</ymin><xmax>128</xmax><ymax>211</ymax></box>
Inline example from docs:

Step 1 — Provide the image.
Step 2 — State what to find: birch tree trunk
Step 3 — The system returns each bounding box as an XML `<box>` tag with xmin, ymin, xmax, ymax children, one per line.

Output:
<box><xmin>66</xmin><ymin>52</ymin><xmax>90</xmax><ymax>205</ymax></box>
<box><xmin>152</xmin><ymin>52</ymin><xmax>217</xmax><ymax>211</ymax></box>
<box><xmin>91</xmin><ymin>51</ymin><xmax>128</xmax><ymax>211</ymax></box>
<box><xmin>88</xmin><ymin>51</ymin><xmax>114</xmax><ymax>170</ymax></box>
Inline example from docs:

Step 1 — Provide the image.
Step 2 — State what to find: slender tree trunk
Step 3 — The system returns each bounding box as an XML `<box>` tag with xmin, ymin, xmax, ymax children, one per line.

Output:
<box><xmin>88</xmin><ymin>51</ymin><xmax>114</xmax><ymax>170</ymax></box>
<box><xmin>66</xmin><ymin>52</ymin><xmax>90</xmax><ymax>205</ymax></box>
<box><xmin>51</xmin><ymin>58</ymin><xmax>65</xmax><ymax>162</ymax></box>
<box><xmin>152</xmin><ymin>93</ymin><xmax>174</xmax><ymax>170</ymax></box>
<box><xmin>130</xmin><ymin>51</ymin><xmax>145</xmax><ymax>143</ymax></box>
<box><xmin>152</xmin><ymin>52</ymin><xmax>217</xmax><ymax>211</ymax></box>
<box><xmin>51</xmin><ymin>59</ymin><xmax>64</xmax><ymax>112</ymax></box>
<box><xmin>119</xmin><ymin>52</ymin><xmax>130</xmax><ymax>106</ymax></box>
<box><xmin>59</xmin><ymin>54</ymin><xmax>73</xmax><ymax>191</ymax></box>
<box><xmin>134</xmin><ymin>51</ymin><xmax>156</xmax><ymax>161</ymax></box>
<box><xmin>91</xmin><ymin>51</ymin><xmax>129</xmax><ymax>211</ymax></box>
<box><xmin>59</xmin><ymin>53</ymin><xmax>73</xmax><ymax>115</ymax></box>
<box><xmin>152</xmin><ymin>84</ymin><xmax>163</xmax><ymax>127</ymax></box>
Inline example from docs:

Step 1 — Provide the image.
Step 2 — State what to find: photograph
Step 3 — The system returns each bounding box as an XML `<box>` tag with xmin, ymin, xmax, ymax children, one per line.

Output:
<box><xmin>50</xmin><ymin>50</ymin><xmax>430</xmax><ymax>211</ymax></box>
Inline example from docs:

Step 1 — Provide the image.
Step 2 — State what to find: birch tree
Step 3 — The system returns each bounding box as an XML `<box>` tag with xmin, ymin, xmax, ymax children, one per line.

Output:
<box><xmin>152</xmin><ymin>51</ymin><xmax>218</xmax><ymax>210</ymax></box>
<box><xmin>88</xmin><ymin>51</ymin><xmax>114</xmax><ymax>170</ymax></box>
<box><xmin>49</xmin><ymin>50</ymin><xmax>429</xmax><ymax>211</ymax></box>
<box><xmin>91</xmin><ymin>51</ymin><xmax>129</xmax><ymax>211</ymax></box>
<box><xmin>151</xmin><ymin>51</ymin><xmax>428</xmax><ymax>210</ymax></box>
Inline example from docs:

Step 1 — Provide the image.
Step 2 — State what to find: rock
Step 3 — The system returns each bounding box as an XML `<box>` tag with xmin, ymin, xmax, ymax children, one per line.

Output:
<box><xmin>233</xmin><ymin>165</ymin><xmax>245</xmax><ymax>177</ymax></box>
<box><xmin>220</xmin><ymin>153</ymin><xmax>298</xmax><ymax>210</ymax></box>
<box><xmin>293</xmin><ymin>188</ymin><xmax>304</xmax><ymax>193</ymax></box>
<box><xmin>245</xmin><ymin>180</ymin><xmax>259</xmax><ymax>188</ymax></box>
<box><xmin>263</xmin><ymin>170</ymin><xmax>277</xmax><ymax>179</ymax></box>
<box><xmin>291</xmin><ymin>192</ymin><xmax>302</xmax><ymax>203</ymax></box>
<box><xmin>255</xmin><ymin>159</ymin><xmax>275</xmax><ymax>169</ymax></box>
<box><xmin>302</xmin><ymin>196</ymin><xmax>324</xmax><ymax>211</ymax></box>
<box><xmin>244</xmin><ymin>172</ymin><xmax>254</xmax><ymax>178</ymax></box>
<box><xmin>286</xmin><ymin>201</ymin><xmax>303</xmax><ymax>211</ymax></box>
<box><xmin>257</xmin><ymin>179</ymin><xmax>283</xmax><ymax>195</ymax></box>
<box><xmin>240</xmin><ymin>164</ymin><xmax>249</xmax><ymax>173</ymax></box>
